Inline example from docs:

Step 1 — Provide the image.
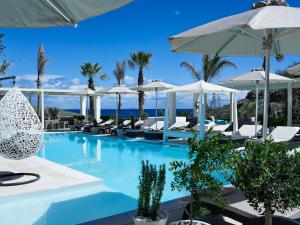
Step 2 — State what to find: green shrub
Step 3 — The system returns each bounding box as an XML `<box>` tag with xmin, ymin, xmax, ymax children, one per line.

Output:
<box><xmin>230</xmin><ymin>140</ymin><xmax>300</xmax><ymax>225</ymax></box>
<box><xmin>137</xmin><ymin>160</ymin><xmax>166</xmax><ymax>221</ymax></box>
<box><xmin>48</xmin><ymin>107</ymin><xmax>59</xmax><ymax>119</ymax></box>
<box><xmin>140</xmin><ymin>111</ymin><xmax>148</xmax><ymax>120</ymax></box>
<box><xmin>170</xmin><ymin>133</ymin><xmax>235</xmax><ymax>224</ymax></box>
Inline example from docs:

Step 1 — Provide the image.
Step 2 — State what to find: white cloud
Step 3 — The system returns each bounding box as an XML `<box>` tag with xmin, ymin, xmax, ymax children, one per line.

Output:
<box><xmin>124</xmin><ymin>75</ymin><xmax>136</xmax><ymax>86</ymax></box>
<box><xmin>174</xmin><ymin>11</ymin><xmax>181</xmax><ymax>16</ymax></box>
<box><xmin>70</xmin><ymin>78</ymin><xmax>81</xmax><ymax>85</ymax></box>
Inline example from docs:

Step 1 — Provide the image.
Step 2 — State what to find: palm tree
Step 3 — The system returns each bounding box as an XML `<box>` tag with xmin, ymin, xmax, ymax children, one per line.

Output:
<box><xmin>80</xmin><ymin>62</ymin><xmax>108</xmax><ymax>118</ymax></box>
<box><xmin>128</xmin><ymin>51</ymin><xmax>152</xmax><ymax>115</ymax></box>
<box><xmin>0</xmin><ymin>60</ymin><xmax>10</xmax><ymax>76</ymax></box>
<box><xmin>36</xmin><ymin>44</ymin><xmax>49</xmax><ymax>117</ymax></box>
<box><xmin>113</xmin><ymin>60</ymin><xmax>127</xmax><ymax>121</ymax></box>
<box><xmin>180</xmin><ymin>55</ymin><xmax>236</xmax><ymax>118</ymax></box>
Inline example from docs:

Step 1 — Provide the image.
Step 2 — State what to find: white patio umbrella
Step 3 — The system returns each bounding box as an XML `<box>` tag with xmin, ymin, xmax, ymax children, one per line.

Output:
<box><xmin>137</xmin><ymin>80</ymin><xmax>177</xmax><ymax>130</ymax></box>
<box><xmin>0</xmin><ymin>0</ymin><xmax>133</xmax><ymax>28</ymax></box>
<box><xmin>167</xmin><ymin>80</ymin><xmax>238</xmax><ymax>139</ymax></box>
<box><xmin>107</xmin><ymin>86</ymin><xmax>138</xmax><ymax>127</ymax></box>
<box><xmin>286</xmin><ymin>63</ymin><xmax>300</xmax><ymax>75</ymax></box>
<box><xmin>220</xmin><ymin>70</ymin><xmax>295</xmax><ymax>135</ymax></box>
<box><xmin>169</xmin><ymin>5</ymin><xmax>300</xmax><ymax>139</ymax></box>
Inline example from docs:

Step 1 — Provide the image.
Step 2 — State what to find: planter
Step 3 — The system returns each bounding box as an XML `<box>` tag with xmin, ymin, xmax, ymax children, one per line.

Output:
<box><xmin>169</xmin><ymin>220</ymin><xmax>210</xmax><ymax>225</ymax></box>
<box><xmin>116</xmin><ymin>128</ymin><xmax>124</xmax><ymax>136</ymax></box>
<box><xmin>133</xmin><ymin>211</ymin><xmax>169</xmax><ymax>225</ymax></box>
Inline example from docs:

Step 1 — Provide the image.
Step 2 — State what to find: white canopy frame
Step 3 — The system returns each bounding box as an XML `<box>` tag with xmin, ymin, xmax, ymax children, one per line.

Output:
<box><xmin>163</xmin><ymin>81</ymin><xmax>238</xmax><ymax>141</ymax></box>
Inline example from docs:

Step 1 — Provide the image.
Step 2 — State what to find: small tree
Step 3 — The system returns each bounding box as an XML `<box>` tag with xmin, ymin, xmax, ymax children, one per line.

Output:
<box><xmin>170</xmin><ymin>133</ymin><xmax>235</xmax><ymax>225</ymax></box>
<box><xmin>230</xmin><ymin>140</ymin><xmax>300</xmax><ymax>225</ymax></box>
<box><xmin>137</xmin><ymin>160</ymin><xmax>166</xmax><ymax>221</ymax></box>
<box><xmin>48</xmin><ymin>107</ymin><xmax>59</xmax><ymax>119</ymax></box>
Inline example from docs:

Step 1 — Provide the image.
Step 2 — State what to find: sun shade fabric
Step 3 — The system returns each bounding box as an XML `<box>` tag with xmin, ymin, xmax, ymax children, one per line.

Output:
<box><xmin>220</xmin><ymin>70</ymin><xmax>295</xmax><ymax>90</ymax></box>
<box><xmin>166</xmin><ymin>80</ymin><xmax>237</xmax><ymax>94</ymax></box>
<box><xmin>108</xmin><ymin>86</ymin><xmax>138</xmax><ymax>94</ymax></box>
<box><xmin>0</xmin><ymin>89</ymin><xmax>43</xmax><ymax>160</ymax></box>
<box><xmin>137</xmin><ymin>81</ymin><xmax>177</xmax><ymax>91</ymax></box>
<box><xmin>169</xmin><ymin>6</ymin><xmax>300</xmax><ymax>56</ymax></box>
<box><xmin>0</xmin><ymin>0</ymin><xmax>133</xmax><ymax>28</ymax></box>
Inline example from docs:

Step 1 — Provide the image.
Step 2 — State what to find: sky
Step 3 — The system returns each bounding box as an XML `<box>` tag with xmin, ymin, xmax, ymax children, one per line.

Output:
<box><xmin>1</xmin><ymin>0</ymin><xmax>300</xmax><ymax>109</ymax></box>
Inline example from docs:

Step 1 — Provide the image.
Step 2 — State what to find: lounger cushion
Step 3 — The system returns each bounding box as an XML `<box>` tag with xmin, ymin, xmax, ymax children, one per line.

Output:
<box><xmin>268</xmin><ymin>126</ymin><xmax>300</xmax><ymax>142</ymax></box>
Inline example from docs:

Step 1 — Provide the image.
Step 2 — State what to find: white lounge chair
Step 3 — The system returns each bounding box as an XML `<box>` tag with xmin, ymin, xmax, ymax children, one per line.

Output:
<box><xmin>149</xmin><ymin>121</ymin><xmax>164</xmax><ymax>131</ymax></box>
<box><xmin>134</xmin><ymin>120</ymin><xmax>144</xmax><ymax>128</ymax></box>
<box><xmin>224</xmin><ymin>125</ymin><xmax>263</xmax><ymax>138</ymax></box>
<box><xmin>212</xmin><ymin>123</ymin><xmax>231</xmax><ymax>133</ymax></box>
<box><xmin>169</xmin><ymin>121</ymin><xmax>190</xmax><ymax>130</ymax></box>
<box><xmin>122</xmin><ymin>120</ymin><xmax>131</xmax><ymax>127</ymax></box>
<box><xmin>267</xmin><ymin>126</ymin><xmax>300</xmax><ymax>142</ymax></box>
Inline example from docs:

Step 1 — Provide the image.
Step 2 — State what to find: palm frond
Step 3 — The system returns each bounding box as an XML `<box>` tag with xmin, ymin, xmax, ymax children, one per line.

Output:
<box><xmin>113</xmin><ymin>60</ymin><xmax>127</xmax><ymax>85</ymax></box>
<box><xmin>180</xmin><ymin>61</ymin><xmax>201</xmax><ymax>81</ymax></box>
<box><xmin>0</xmin><ymin>60</ymin><xmax>10</xmax><ymax>76</ymax></box>
<box><xmin>37</xmin><ymin>44</ymin><xmax>49</xmax><ymax>78</ymax></box>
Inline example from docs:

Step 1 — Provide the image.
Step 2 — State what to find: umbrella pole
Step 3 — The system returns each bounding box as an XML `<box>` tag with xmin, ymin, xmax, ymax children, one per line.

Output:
<box><xmin>155</xmin><ymin>88</ymin><xmax>158</xmax><ymax>131</ymax></box>
<box><xmin>255</xmin><ymin>81</ymin><xmax>259</xmax><ymax>137</ymax></box>
<box><xmin>116</xmin><ymin>93</ymin><xmax>119</xmax><ymax>128</ymax></box>
<box><xmin>263</xmin><ymin>44</ymin><xmax>271</xmax><ymax>140</ymax></box>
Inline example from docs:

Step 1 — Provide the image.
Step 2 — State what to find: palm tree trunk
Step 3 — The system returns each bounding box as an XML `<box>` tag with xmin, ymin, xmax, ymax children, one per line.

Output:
<box><xmin>36</xmin><ymin>76</ymin><xmax>41</xmax><ymax>118</ymax></box>
<box><xmin>138</xmin><ymin>68</ymin><xmax>144</xmax><ymax>115</ymax></box>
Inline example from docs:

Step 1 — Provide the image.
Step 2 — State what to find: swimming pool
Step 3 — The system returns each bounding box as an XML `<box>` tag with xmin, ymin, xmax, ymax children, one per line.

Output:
<box><xmin>40</xmin><ymin>132</ymin><xmax>189</xmax><ymax>201</ymax></box>
<box><xmin>0</xmin><ymin>132</ymin><xmax>190</xmax><ymax>225</ymax></box>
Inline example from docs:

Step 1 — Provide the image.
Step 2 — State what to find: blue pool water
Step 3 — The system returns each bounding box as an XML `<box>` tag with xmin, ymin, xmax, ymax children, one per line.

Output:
<box><xmin>40</xmin><ymin>132</ymin><xmax>189</xmax><ymax>201</ymax></box>
<box><xmin>0</xmin><ymin>133</ymin><xmax>228</xmax><ymax>225</ymax></box>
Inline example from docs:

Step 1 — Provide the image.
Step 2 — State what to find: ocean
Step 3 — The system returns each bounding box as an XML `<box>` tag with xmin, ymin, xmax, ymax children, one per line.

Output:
<box><xmin>64</xmin><ymin>108</ymin><xmax>194</xmax><ymax>119</ymax></box>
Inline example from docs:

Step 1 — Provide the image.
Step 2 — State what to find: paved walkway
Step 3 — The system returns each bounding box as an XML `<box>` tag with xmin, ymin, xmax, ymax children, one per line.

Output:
<box><xmin>0</xmin><ymin>156</ymin><xmax>99</xmax><ymax>197</ymax></box>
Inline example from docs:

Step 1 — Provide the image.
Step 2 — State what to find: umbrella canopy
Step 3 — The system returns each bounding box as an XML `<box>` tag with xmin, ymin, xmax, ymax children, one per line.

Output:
<box><xmin>0</xmin><ymin>0</ymin><xmax>133</xmax><ymax>28</ymax></box>
<box><xmin>137</xmin><ymin>80</ymin><xmax>177</xmax><ymax>131</ymax></box>
<box><xmin>286</xmin><ymin>63</ymin><xmax>300</xmax><ymax>75</ymax></box>
<box><xmin>108</xmin><ymin>86</ymin><xmax>138</xmax><ymax>94</ymax></box>
<box><xmin>169</xmin><ymin>5</ymin><xmax>300</xmax><ymax>139</ymax></box>
<box><xmin>167</xmin><ymin>80</ymin><xmax>237</xmax><ymax>94</ymax></box>
<box><xmin>169</xmin><ymin>6</ymin><xmax>300</xmax><ymax>56</ymax></box>
<box><xmin>137</xmin><ymin>80</ymin><xmax>177</xmax><ymax>91</ymax></box>
<box><xmin>220</xmin><ymin>70</ymin><xmax>295</xmax><ymax>136</ymax></box>
<box><xmin>220</xmin><ymin>70</ymin><xmax>295</xmax><ymax>90</ymax></box>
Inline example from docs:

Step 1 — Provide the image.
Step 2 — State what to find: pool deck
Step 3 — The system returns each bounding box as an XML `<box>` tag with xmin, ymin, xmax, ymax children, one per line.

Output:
<box><xmin>0</xmin><ymin>156</ymin><xmax>100</xmax><ymax>197</ymax></box>
<box><xmin>81</xmin><ymin>198</ymin><xmax>242</xmax><ymax>225</ymax></box>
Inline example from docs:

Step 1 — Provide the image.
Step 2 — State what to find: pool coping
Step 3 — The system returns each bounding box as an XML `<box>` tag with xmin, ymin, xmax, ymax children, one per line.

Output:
<box><xmin>0</xmin><ymin>155</ymin><xmax>101</xmax><ymax>198</ymax></box>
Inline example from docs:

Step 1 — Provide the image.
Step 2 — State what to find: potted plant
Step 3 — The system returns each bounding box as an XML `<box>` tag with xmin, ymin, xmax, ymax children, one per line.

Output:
<box><xmin>169</xmin><ymin>133</ymin><xmax>235</xmax><ymax>225</ymax></box>
<box><xmin>133</xmin><ymin>160</ymin><xmax>168</xmax><ymax>225</ymax></box>
<box><xmin>230</xmin><ymin>140</ymin><xmax>300</xmax><ymax>225</ymax></box>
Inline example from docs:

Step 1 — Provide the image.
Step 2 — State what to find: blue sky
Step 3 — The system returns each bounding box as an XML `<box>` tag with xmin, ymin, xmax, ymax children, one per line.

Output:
<box><xmin>1</xmin><ymin>0</ymin><xmax>300</xmax><ymax>109</ymax></box>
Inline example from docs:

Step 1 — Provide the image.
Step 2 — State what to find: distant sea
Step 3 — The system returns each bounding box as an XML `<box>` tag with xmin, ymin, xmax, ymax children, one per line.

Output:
<box><xmin>64</xmin><ymin>109</ymin><xmax>194</xmax><ymax>119</ymax></box>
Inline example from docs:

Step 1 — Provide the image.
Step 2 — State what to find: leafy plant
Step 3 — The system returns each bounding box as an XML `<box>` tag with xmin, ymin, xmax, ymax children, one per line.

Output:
<box><xmin>128</xmin><ymin>51</ymin><xmax>152</xmax><ymax>114</ymax></box>
<box><xmin>170</xmin><ymin>133</ymin><xmax>235</xmax><ymax>225</ymax></box>
<box><xmin>80</xmin><ymin>62</ymin><xmax>109</xmax><ymax>117</ymax></box>
<box><xmin>137</xmin><ymin>160</ymin><xmax>166</xmax><ymax>221</ymax></box>
<box><xmin>130</xmin><ymin>114</ymin><xmax>135</xmax><ymax>129</ymax></box>
<box><xmin>48</xmin><ymin>107</ymin><xmax>59</xmax><ymax>119</ymax></box>
<box><xmin>230</xmin><ymin>140</ymin><xmax>300</xmax><ymax>225</ymax></box>
<box><xmin>157</xmin><ymin>108</ymin><xmax>164</xmax><ymax>117</ymax></box>
<box><xmin>139</xmin><ymin>111</ymin><xmax>148</xmax><ymax>120</ymax></box>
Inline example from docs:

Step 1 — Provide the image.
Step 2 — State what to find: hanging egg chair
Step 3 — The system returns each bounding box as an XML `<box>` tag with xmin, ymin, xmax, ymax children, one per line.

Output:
<box><xmin>0</xmin><ymin>88</ymin><xmax>44</xmax><ymax>185</ymax></box>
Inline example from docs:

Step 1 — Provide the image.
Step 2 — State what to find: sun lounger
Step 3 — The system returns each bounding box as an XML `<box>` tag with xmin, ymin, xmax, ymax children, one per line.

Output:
<box><xmin>212</xmin><ymin>123</ymin><xmax>231</xmax><ymax>133</ymax></box>
<box><xmin>122</xmin><ymin>120</ymin><xmax>131</xmax><ymax>128</ymax></box>
<box><xmin>199</xmin><ymin>187</ymin><xmax>300</xmax><ymax>224</ymax></box>
<box><xmin>224</xmin><ymin>125</ymin><xmax>263</xmax><ymax>138</ymax></box>
<box><xmin>134</xmin><ymin>120</ymin><xmax>144</xmax><ymax>128</ymax></box>
<box><xmin>267</xmin><ymin>126</ymin><xmax>300</xmax><ymax>142</ymax></box>
<box><xmin>148</xmin><ymin>121</ymin><xmax>164</xmax><ymax>131</ymax></box>
<box><xmin>169</xmin><ymin>121</ymin><xmax>190</xmax><ymax>130</ymax></box>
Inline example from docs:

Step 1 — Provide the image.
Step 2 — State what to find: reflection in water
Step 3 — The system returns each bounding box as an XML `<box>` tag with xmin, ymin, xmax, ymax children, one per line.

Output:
<box><xmin>96</xmin><ymin>139</ymin><xmax>101</xmax><ymax>162</ymax></box>
<box><xmin>82</xmin><ymin>137</ymin><xmax>87</xmax><ymax>156</ymax></box>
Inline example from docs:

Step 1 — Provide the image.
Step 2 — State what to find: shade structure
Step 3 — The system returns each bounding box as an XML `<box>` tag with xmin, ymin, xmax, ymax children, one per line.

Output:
<box><xmin>169</xmin><ymin>5</ymin><xmax>300</xmax><ymax>139</ymax></box>
<box><xmin>107</xmin><ymin>86</ymin><xmax>138</xmax><ymax>127</ymax></box>
<box><xmin>220</xmin><ymin>70</ymin><xmax>296</xmax><ymax>135</ymax></box>
<box><xmin>167</xmin><ymin>81</ymin><xmax>238</xmax><ymax>139</ymax></box>
<box><xmin>167</xmin><ymin>80</ymin><xmax>237</xmax><ymax>94</ymax></box>
<box><xmin>0</xmin><ymin>0</ymin><xmax>133</xmax><ymax>28</ymax></box>
<box><xmin>286</xmin><ymin>63</ymin><xmax>300</xmax><ymax>75</ymax></box>
<box><xmin>138</xmin><ymin>80</ymin><xmax>177</xmax><ymax>130</ymax></box>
